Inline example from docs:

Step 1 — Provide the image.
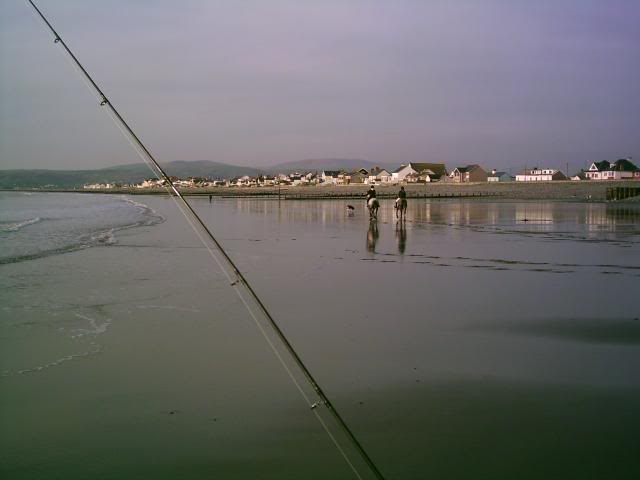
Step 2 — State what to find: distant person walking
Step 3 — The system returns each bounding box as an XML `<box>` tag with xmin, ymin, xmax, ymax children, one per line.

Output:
<box><xmin>209</xmin><ymin>194</ymin><xmax>212</xmax><ymax>203</ymax></box>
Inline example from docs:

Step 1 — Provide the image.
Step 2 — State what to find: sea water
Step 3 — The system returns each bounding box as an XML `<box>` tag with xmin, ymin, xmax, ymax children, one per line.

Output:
<box><xmin>1</xmin><ymin>193</ymin><xmax>639</xmax><ymax>479</ymax></box>
<box><xmin>0</xmin><ymin>192</ymin><xmax>163</xmax><ymax>265</ymax></box>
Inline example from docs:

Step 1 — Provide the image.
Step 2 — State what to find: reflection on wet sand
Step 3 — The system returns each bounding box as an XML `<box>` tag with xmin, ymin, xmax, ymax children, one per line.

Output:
<box><xmin>194</xmin><ymin>197</ymin><xmax>640</xmax><ymax>478</ymax></box>
<box><xmin>366</xmin><ymin>221</ymin><xmax>379</xmax><ymax>252</ymax></box>
<box><xmin>468</xmin><ymin>317</ymin><xmax>640</xmax><ymax>345</ymax></box>
<box><xmin>228</xmin><ymin>198</ymin><xmax>640</xmax><ymax>232</ymax></box>
<box><xmin>353</xmin><ymin>379</ymin><xmax>640</xmax><ymax>480</ymax></box>
<box><xmin>395</xmin><ymin>221</ymin><xmax>407</xmax><ymax>254</ymax></box>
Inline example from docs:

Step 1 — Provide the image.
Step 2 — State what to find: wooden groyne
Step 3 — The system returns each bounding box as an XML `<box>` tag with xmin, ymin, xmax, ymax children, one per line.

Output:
<box><xmin>606</xmin><ymin>186</ymin><xmax>640</xmax><ymax>201</ymax></box>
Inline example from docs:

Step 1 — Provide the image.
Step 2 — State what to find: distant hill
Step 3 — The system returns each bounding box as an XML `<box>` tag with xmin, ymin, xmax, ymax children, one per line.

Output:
<box><xmin>161</xmin><ymin>160</ymin><xmax>263</xmax><ymax>179</ymax></box>
<box><xmin>0</xmin><ymin>161</ymin><xmax>262</xmax><ymax>189</ymax></box>
<box><xmin>269</xmin><ymin>158</ymin><xmax>393</xmax><ymax>173</ymax></box>
<box><xmin>0</xmin><ymin>158</ymin><xmax>401</xmax><ymax>189</ymax></box>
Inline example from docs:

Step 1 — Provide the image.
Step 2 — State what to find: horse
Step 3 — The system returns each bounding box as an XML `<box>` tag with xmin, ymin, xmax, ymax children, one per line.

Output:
<box><xmin>395</xmin><ymin>197</ymin><xmax>407</xmax><ymax>220</ymax></box>
<box><xmin>367</xmin><ymin>198</ymin><xmax>379</xmax><ymax>220</ymax></box>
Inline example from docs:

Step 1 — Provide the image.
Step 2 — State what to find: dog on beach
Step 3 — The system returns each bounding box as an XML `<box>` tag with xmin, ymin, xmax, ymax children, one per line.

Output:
<box><xmin>347</xmin><ymin>205</ymin><xmax>355</xmax><ymax>216</ymax></box>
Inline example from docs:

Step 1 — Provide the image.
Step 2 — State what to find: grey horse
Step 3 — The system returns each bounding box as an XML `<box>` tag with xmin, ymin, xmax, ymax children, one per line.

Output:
<box><xmin>367</xmin><ymin>197</ymin><xmax>379</xmax><ymax>220</ymax></box>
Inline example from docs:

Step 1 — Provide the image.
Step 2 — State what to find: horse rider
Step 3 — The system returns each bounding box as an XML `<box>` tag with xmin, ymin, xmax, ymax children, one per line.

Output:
<box><xmin>395</xmin><ymin>186</ymin><xmax>407</xmax><ymax>217</ymax></box>
<box><xmin>366</xmin><ymin>185</ymin><xmax>377</xmax><ymax>205</ymax></box>
<box><xmin>396</xmin><ymin>186</ymin><xmax>407</xmax><ymax>205</ymax></box>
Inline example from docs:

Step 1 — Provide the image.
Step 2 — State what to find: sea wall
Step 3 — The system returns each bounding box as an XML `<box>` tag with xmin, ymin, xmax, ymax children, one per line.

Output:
<box><xmin>6</xmin><ymin>180</ymin><xmax>640</xmax><ymax>201</ymax></box>
<box><xmin>179</xmin><ymin>180</ymin><xmax>640</xmax><ymax>201</ymax></box>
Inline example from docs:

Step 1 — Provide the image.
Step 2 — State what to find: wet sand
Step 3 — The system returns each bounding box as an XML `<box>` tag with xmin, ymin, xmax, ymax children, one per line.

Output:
<box><xmin>1</xmin><ymin>196</ymin><xmax>640</xmax><ymax>479</ymax></box>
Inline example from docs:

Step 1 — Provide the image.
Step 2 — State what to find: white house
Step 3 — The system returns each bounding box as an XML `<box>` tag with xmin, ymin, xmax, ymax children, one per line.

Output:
<box><xmin>84</xmin><ymin>183</ymin><xmax>114</xmax><ymax>189</ymax></box>
<box><xmin>366</xmin><ymin>167</ymin><xmax>391</xmax><ymax>184</ymax></box>
<box><xmin>585</xmin><ymin>159</ymin><xmax>639</xmax><ymax>180</ymax></box>
<box><xmin>321</xmin><ymin>170</ymin><xmax>341</xmax><ymax>184</ymax></box>
<box><xmin>585</xmin><ymin>161</ymin><xmax>611</xmax><ymax>180</ymax></box>
<box><xmin>515</xmin><ymin>168</ymin><xmax>567</xmax><ymax>181</ymax></box>
<box><xmin>391</xmin><ymin>165</ymin><xmax>410</xmax><ymax>182</ymax></box>
<box><xmin>256</xmin><ymin>175</ymin><xmax>276</xmax><ymax>187</ymax></box>
<box><xmin>173</xmin><ymin>179</ymin><xmax>196</xmax><ymax>188</ymax></box>
<box><xmin>570</xmin><ymin>171</ymin><xmax>587</xmax><ymax>181</ymax></box>
<box><xmin>134</xmin><ymin>178</ymin><xmax>167</xmax><ymax>188</ymax></box>
<box><xmin>487</xmin><ymin>170</ymin><xmax>514</xmax><ymax>182</ymax></box>
<box><xmin>391</xmin><ymin>162</ymin><xmax>448</xmax><ymax>183</ymax></box>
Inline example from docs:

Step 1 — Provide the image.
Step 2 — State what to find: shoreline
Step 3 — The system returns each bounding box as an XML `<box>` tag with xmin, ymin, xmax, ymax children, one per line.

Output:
<box><xmin>2</xmin><ymin>180</ymin><xmax>639</xmax><ymax>201</ymax></box>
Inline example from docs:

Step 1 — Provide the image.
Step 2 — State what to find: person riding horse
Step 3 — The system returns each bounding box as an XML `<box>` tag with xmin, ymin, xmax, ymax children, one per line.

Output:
<box><xmin>366</xmin><ymin>185</ymin><xmax>379</xmax><ymax>219</ymax></box>
<box><xmin>395</xmin><ymin>186</ymin><xmax>407</xmax><ymax>219</ymax></box>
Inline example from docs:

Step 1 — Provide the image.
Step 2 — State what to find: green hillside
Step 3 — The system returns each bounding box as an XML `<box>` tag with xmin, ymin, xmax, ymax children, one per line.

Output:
<box><xmin>0</xmin><ymin>161</ymin><xmax>262</xmax><ymax>188</ymax></box>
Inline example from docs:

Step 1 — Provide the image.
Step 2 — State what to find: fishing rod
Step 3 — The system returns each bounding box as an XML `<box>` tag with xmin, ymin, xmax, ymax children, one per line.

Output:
<box><xmin>25</xmin><ymin>1</ymin><xmax>385</xmax><ymax>478</ymax></box>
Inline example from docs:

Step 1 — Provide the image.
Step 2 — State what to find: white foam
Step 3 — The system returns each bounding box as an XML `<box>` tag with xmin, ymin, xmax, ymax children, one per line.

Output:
<box><xmin>137</xmin><ymin>304</ymin><xmax>201</xmax><ymax>312</ymax></box>
<box><xmin>121</xmin><ymin>196</ymin><xmax>165</xmax><ymax>224</ymax></box>
<box><xmin>123</xmin><ymin>197</ymin><xmax>150</xmax><ymax>210</ymax></box>
<box><xmin>0</xmin><ymin>313</ymin><xmax>110</xmax><ymax>378</ymax></box>
<box><xmin>72</xmin><ymin>313</ymin><xmax>112</xmax><ymax>337</ymax></box>
<box><xmin>2</xmin><ymin>344</ymin><xmax>102</xmax><ymax>377</ymax></box>
<box><xmin>91</xmin><ymin>229</ymin><xmax>117</xmax><ymax>246</ymax></box>
<box><xmin>0</xmin><ymin>217</ymin><xmax>41</xmax><ymax>232</ymax></box>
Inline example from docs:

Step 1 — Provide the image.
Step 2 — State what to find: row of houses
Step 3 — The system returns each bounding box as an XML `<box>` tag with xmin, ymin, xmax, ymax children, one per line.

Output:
<box><xmin>84</xmin><ymin>158</ymin><xmax>638</xmax><ymax>190</ymax></box>
<box><xmin>323</xmin><ymin>162</ymin><xmax>467</xmax><ymax>185</ymax></box>
<box><xmin>322</xmin><ymin>163</ymin><xmax>528</xmax><ymax>184</ymax></box>
<box><xmin>583</xmin><ymin>159</ymin><xmax>640</xmax><ymax>181</ymax></box>
<box><xmin>322</xmin><ymin>158</ymin><xmax>638</xmax><ymax>184</ymax></box>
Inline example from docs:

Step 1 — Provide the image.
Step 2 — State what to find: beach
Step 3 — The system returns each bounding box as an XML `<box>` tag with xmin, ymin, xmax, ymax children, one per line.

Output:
<box><xmin>1</xmin><ymin>193</ymin><xmax>640</xmax><ymax>479</ymax></box>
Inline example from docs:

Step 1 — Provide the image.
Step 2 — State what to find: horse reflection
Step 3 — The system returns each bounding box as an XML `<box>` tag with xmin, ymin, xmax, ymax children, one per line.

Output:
<box><xmin>367</xmin><ymin>198</ymin><xmax>379</xmax><ymax>220</ymax></box>
<box><xmin>366</xmin><ymin>221</ymin><xmax>379</xmax><ymax>252</ymax></box>
<box><xmin>395</xmin><ymin>221</ymin><xmax>407</xmax><ymax>254</ymax></box>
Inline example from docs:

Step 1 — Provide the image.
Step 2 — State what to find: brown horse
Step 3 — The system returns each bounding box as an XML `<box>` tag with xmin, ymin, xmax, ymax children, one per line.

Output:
<box><xmin>395</xmin><ymin>197</ymin><xmax>407</xmax><ymax>220</ymax></box>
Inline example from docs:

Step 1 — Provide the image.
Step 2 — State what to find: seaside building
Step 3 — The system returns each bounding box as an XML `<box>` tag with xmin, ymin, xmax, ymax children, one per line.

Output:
<box><xmin>135</xmin><ymin>178</ymin><xmax>167</xmax><ymax>189</ymax></box>
<box><xmin>303</xmin><ymin>172</ymin><xmax>319</xmax><ymax>185</ymax></box>
<box><xmin>585</xmin><ymin>158</ymin><xmax>639</xmax><ymax>180</ymax></box>
<box><xmin>450</xmin><ymin>165</ymin><xmax>488</xmax><ymax>183</ymax></box>
<box><xmin>335</xmin><ymin>171</ymin><xmax>351</xmax><ymax>185</ymax></box>
<box><xmin>391</xmin><ymin>162</ymin><xmax>448</xmax><ymax>183</ymax></box>
<box><xmin>256</xmin><ymin>175</ymin><xmax>276</xmax><ymax>187</ymax></box>
<box><xmin>405</xmin><ymin>169</ymin><xmax>436</xmax><ymax>183</ymax></box>
<box><xmin>571</xmin><ymin>170</ymin><xmax>587</xmax><ymax>181</ymax></box>
<box><xmin>487</xmin><ymin>169</ymin><xmax>514</xmax><ymax>182</ymax></box>
<box><xmin>83</xmin><ymin>183</ymin><xmax>114</xmax><ymax>189</ymax></box>
<box><xmin>366</xmin><ymin>167</ymin><xmax>391</xmax><ymax>184</ymax></box>
<box><xmin>348</xmin><ymin>169</ymin><xmax>368</xmax><ymax>184</ymax></box>
<box><xmin>585</xmin><ymin>161</ymin><xmax>611</xmax><ymax>180</ymax></box>
<box><xmin>391</xmin><ymin>165</ymin><xmax>409</xmax><ymax>182</ymax></box>
<box><xmin>515</xmin><ymin>168</ymin><xmax>567</xmax><ymax>182</ymax></box>
<box><xmin>321</xmin><ymin>170</ymin><xmax>341</xmax><ymax>184</ymax></box>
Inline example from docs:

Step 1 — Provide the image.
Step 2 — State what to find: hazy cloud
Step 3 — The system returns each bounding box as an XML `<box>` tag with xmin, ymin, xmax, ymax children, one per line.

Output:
<box><xmin>1</xmin><ymin>0</ymin><xmax>638</xmax><ymax>171</ymax></box>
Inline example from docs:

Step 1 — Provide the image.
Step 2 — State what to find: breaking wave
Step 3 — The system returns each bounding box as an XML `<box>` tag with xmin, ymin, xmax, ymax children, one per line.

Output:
<box><xmin>0</xmin><ymin>217</ymin><xmax>42</xmax><ymax>232</ymax></box>
<box><xmin>0</xmin><ymin>195</ymin><xmax>164</xmax><ymax>265</ymax></box>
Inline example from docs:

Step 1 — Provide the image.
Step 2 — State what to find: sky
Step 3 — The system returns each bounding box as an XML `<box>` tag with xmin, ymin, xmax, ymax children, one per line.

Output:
<box><xmin>1</xmin><ymin>0</ymin><xmax>639</xmax><ymax>173</ymax></box>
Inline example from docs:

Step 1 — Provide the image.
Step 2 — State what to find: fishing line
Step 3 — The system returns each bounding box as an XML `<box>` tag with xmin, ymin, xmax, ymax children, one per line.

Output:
<box><xmin>25</xmin><ymin>1</ymin><xmax>385</xmax><ymax>478</ymax></box>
